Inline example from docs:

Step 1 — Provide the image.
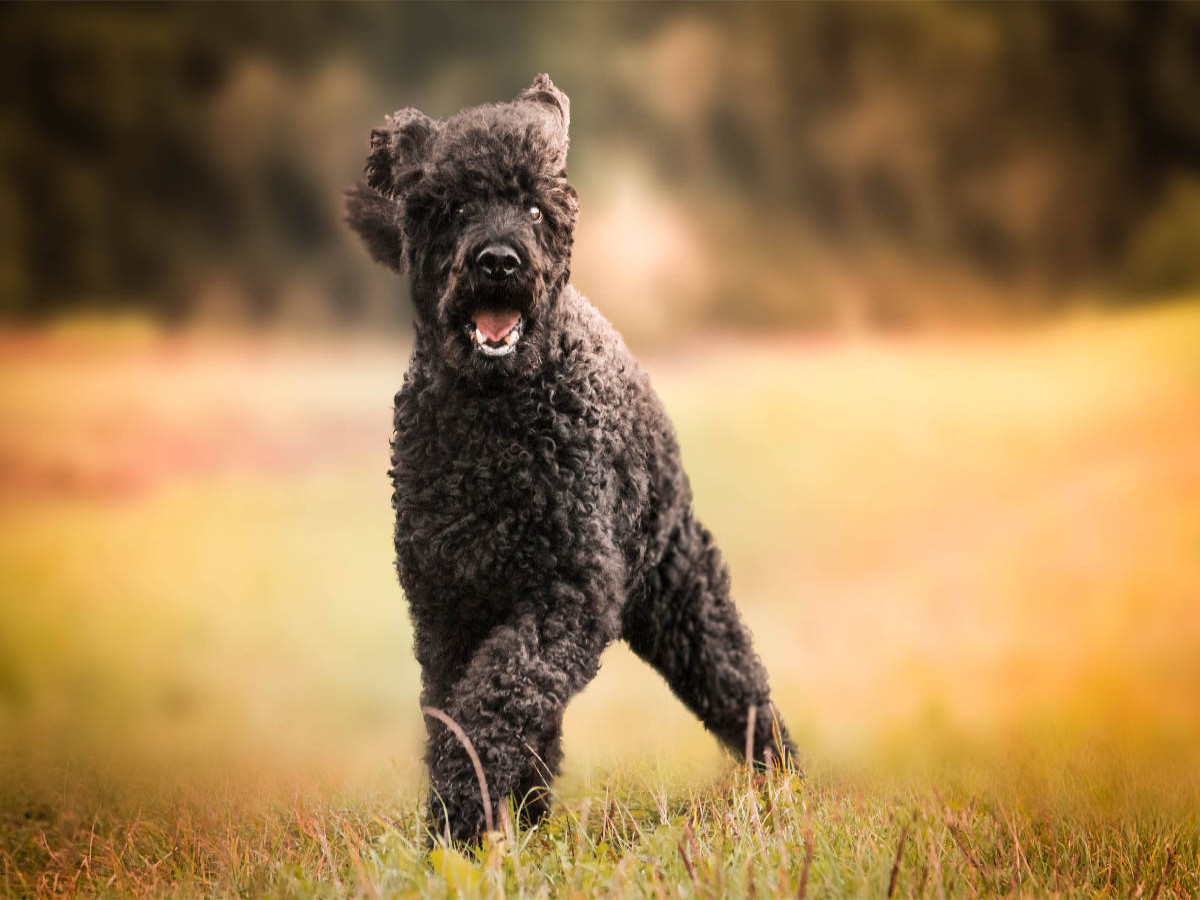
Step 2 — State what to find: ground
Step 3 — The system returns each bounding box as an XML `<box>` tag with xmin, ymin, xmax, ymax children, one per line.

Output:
<box><xmin>1</xmin><ymin>301</ymin><xmax>1199</xmax><ymax>897</ymax></box>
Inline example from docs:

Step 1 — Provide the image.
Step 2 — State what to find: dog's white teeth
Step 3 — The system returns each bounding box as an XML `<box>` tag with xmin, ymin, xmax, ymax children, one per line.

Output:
<box><xmin>504</xmin><ymin>328</ymin><xmax>519</xmax><ymax>346</ymax></box>
<box><xmin>474</xmin><ymin>328</ymin><xmax>486</xmax><ymax>345</ymax></box>
<box><xmin>478</xmin><ymin>342</ymin><xmax>516</xmax><ymax>357</ymax></box>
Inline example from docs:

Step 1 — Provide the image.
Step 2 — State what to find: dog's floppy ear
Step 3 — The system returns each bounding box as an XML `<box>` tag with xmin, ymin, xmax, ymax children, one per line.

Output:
<box><xmin>344</xmin><ymin>183</ymin><xmax>406</xmax><ymax>274</ymax></box>
<box><xmin>345</xmin><ymin>109</ymin><xmax>438</xmax><ymax>274</ymax></box>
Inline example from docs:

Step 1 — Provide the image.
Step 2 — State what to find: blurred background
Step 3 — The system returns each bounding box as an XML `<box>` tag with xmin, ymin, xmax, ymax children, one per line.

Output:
<box><xmin>2</xmin><ymin>0</ymin><xmax>1199</xmax><ymax>827</ymax></box>
<box><xmin>6</xmin><ymin>2</ymin><xmax>1200</xmax><ymax>333</ymax></box>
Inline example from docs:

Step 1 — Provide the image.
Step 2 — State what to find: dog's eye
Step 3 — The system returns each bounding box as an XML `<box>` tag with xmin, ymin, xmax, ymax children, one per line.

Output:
<box><xmin>454</xmin><ymin>205</ymin><xmax>466</xmax><ymax>218</ymax></box>
<box><xmin>529</xmin><ymin>205</ymin><xmax>542</xmax><ymax>223</ymax></box>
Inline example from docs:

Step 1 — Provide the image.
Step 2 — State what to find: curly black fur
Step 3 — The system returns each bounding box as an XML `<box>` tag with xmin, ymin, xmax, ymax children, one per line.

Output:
<box><xmin>346</xmin><ymin>74</ymin><xmax>795</xmax><ymax>845</ymax></box>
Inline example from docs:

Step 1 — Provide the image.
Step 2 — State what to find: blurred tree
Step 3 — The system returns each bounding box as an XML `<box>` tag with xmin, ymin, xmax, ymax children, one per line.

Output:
<box><xmin>1</xmin><ymin>2</ymin><xmax>1198</xmax><ymax>329</ymax></box>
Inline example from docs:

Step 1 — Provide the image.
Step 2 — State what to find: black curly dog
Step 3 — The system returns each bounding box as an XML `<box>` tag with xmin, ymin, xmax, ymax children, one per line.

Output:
<box><xmin>346</xmin><ymin>75</ymin><xmax>794</xmax><ymax>845</ymax></box>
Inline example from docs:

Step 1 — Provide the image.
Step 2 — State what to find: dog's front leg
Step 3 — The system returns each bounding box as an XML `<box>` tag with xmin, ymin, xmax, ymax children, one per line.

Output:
<box><xmin>423</xmin><ymin>592</ymin><xmax>612</xmax><ymax>845</ymax></box>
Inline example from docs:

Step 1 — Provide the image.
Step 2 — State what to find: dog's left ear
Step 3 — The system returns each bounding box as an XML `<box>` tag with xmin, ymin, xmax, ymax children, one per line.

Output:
<box><xmin>519</xmin><ymin>74</ymin><xmax>570</xmax><ymax>167</ymax></box>
<box><xmin>520</xmin><ymin>74</ymin><xmax>570</xmax><ymax>134</ymax></box>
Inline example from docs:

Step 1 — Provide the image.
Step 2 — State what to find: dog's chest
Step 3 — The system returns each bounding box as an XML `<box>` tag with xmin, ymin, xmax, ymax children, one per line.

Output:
<box><xmin>390</xmin><ymin>388</ymin><xmax>607</xmax><ymax>601</ymax></box>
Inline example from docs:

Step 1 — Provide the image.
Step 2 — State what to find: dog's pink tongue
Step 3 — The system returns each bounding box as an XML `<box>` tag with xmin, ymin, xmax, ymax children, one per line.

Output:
<box><xmin>473</xmin><ymin>309</ymin><xmax>521</xmax><ymax>342</ymax></box>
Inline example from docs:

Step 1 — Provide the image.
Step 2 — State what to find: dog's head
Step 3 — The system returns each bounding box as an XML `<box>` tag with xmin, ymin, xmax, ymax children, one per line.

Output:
<box><xmin>346</xmin><ymin>74</ymin><xmax>578</xmax><ymax>378</ymax></box>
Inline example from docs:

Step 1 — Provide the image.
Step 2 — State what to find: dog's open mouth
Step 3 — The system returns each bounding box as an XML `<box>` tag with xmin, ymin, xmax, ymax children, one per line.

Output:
<box><xmin>469</xmin><ymin>309</ymin><xmax>523</xmax><ymax>357</ymax></box>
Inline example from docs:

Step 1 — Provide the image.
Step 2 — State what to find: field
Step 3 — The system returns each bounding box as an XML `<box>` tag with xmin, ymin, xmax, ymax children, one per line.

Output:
<box><xmin>1</xmin><ymin>302</ymin><xmax>1199</xmax><ymax>898</ymax></box>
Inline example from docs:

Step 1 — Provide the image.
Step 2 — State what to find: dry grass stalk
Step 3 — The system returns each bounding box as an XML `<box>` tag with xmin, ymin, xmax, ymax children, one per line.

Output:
<box><xmin>797</xmin><ymin>826</ymin><xmax>815</xmax><ymax>900</ymax></box>
<box><xmin>314</xmin><ymin>818</ymin><xmax>345</xmax><ymax>898</ymax></box>
<box><xmin>927</xmin><ymin>830</ymin><xmax>947</xmax><ymax>900</ymax></box>
<box><xmin>945</xmin><ymin>815</ymin><xmax>984</xmax><ymax>895</ymax></box>
<box><xmin>745</xmin><ymin>704</ymin><xmax>758</xmax><ymax>766</ymax></box>
<box><xmin>422</xmin><ymin>706</ymin><xmax>494</xmax><ymax>836</ymax></box>
<box><xmin>1148</xmin><ymin>845</ymin><xmax>1176</xmax><ymax>900</ymax></box>
<box><xmin>887</xmin><ymin>817</ymin><xmax>913</xmax><ymax>899</ymax></box>
<box><xmin>677</xmin><ymin>827</ymin><xmax>699</xmax><ymax>891</ymax></box>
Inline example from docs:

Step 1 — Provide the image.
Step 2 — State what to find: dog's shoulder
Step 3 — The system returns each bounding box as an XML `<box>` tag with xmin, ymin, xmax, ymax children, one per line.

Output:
<box><xmin>550</xmin><ymin>287</ymin><xmax>651</xmax><ymax>397</ymax></box>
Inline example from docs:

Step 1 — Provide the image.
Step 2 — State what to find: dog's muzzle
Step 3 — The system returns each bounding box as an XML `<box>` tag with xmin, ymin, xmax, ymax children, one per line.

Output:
<box><xmin>461</xmin><ymin>241</ymin><xmax>531</xmax><ymax>358</ymax></box>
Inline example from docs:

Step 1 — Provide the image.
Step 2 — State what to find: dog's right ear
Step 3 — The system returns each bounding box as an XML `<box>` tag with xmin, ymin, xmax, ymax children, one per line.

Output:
<box><xmin>345</xmin><ymin>109</ymin><xmax>438</xmax><ymax>274</ymax></box>
<box><xmin>364</xmin><ymin>109</ymin><xmax>438</xmax><ymax>199</ymax></box>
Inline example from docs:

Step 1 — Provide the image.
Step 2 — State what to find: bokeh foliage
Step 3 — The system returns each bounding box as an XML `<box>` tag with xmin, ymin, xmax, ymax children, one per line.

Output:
<box><xmin>3</xmin><ymin>2</ymin><xmax>1200</xmax><ymax>333</ymax></box>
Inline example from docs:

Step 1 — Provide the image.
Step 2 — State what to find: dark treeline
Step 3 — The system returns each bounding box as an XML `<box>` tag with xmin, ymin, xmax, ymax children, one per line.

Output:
<box><xmin>3</xmin><ymin>3</ymin><xmax>1199</xmax><ymax>331</ymax></box>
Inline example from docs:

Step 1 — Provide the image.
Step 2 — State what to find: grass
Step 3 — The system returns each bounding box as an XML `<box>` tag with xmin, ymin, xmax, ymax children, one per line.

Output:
<box><xmin>1</xmin><ymin>301</ymin><xmax>1199</xmax><ymax>897</ymax></box>
<box><xmin>3</xmin><ymin>765</ymin><xmax>1197</xmax><ymax>898</ymax></box>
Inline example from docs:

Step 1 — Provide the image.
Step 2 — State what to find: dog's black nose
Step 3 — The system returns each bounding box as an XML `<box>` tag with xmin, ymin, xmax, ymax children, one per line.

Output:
<box><xmin>476</xmin><ymin>244</ymin><xmax>521</xmax><ymax>280</ymax></box>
